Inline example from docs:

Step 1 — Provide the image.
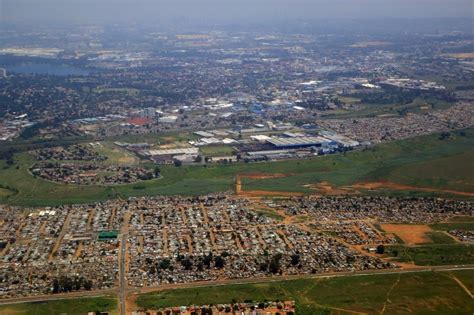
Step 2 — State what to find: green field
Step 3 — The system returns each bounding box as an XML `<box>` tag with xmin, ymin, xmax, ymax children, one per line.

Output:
<box><xmin>425</xmin><ymin>232</ymin><xmax>457</xmax><ymax>244</ymax></box>
<box><xmin>136</xmin><ymin>270</ymin><xmax>474</xmax><ymax>314</ymax></box>
<box><xmin>386</xmin><ymin>244</ymin><xmax>474</xmax><ymax>265</ymax></box>
<box><xmin>93</xmin><ymin>142</ymin><xmax>139</xmax><ymax>165</ymax></box>
<box><xmin>111</xmin><ymin>131</ymin><xmax>198</xmax><ymax>145</ymax></box>
<box><xmin>430</xmin><ymin>223</ymin><xmax>474</xmax><ymax>232</ymax></box>
<box><xmin>253</xmin><ymin>208</ymin><xmax>285</xmax><ymax>221</ymax></box>
<box><xmin>0</xmin><ymin>129</ymin><xmax>473</xmax><ymax>206</ymax></box>
<box><xmin>0</xmin><ymin>296</ymin><xmax>117</xmax><ymax>315</ymax></box>
<box><xmin>200</xmin><ymin>145</ymin><xmax>235</xmax><ymax>157</ymax></box>
<box><xmin>448</xmin><ymin>216</ymin><xmax>474</xmax><ymax>223</ymax></box>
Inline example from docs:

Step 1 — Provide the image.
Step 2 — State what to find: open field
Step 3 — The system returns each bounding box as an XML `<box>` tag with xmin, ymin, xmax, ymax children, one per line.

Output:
<box><xmin>199</xmin><ymin>145</ymin><xmax>235</xmax><ymax>156</ymax></box>
<box><xmin>386</xmin><ymin>244</ymin><xmax>474</xmax><ymax>266</ymax></box>
<box><xmin>93</xmin><ymin>141</ymin><xmax>139</xmax><ymax>165</ymax></box>
<box><xmin>448</xmin><ymin>216</ymin><xmax>474</xmax><ymax>223</ymax></box>
<box><xmin>0</xmin><ymin>129</ymin><xmax>473</xmax><ymax>206</ymax></box>
<box><xmin>381</xmin><ymin>224</ymin><xmax>432</xmax><ymax>245</ymax></box>
<box><xmin>0</xmin><ymin>296</ymin><xmax>117</xmax><ymax>315</ymax></box>
<box><xmin>430</xmin><ymin>217</ymin><xmax>474</xmax><ymax>232</ymax></box>
<box><xmin>135</xmin><ymin>270</ymin><xmax>474</xmax><ymax>314</ymax></box>
<box><xmin>430</xmin><ymin>222</ymin><xmax>474</xmax><ymax>232</ymax></box>
<box><xmin>111</xmin><ymin>130</ymin><xmax>198</xmax><ymax>145</ymax></box>
<box><xmin>380</xmin><ymin>224</ymin><xmax>457</xmax><ymax>245</ymax></box>
<box><xmin>424</xmin><ymin>232</ymin><xmax>457</xmax><ymax>244</ymax></box>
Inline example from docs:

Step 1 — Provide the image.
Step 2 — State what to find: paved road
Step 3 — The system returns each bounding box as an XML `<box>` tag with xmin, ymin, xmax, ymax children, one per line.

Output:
<box><xmin>1</xmin><ymin>264</ymin><xmax>473</xmax><ymax>311</ymax></box>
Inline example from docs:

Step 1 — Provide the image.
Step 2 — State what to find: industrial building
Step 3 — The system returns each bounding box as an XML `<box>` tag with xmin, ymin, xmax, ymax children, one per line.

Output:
<box><xmin>266</xmin><ymin>136</ymin><xmax>332</xmax><ymax>148</ymax></box>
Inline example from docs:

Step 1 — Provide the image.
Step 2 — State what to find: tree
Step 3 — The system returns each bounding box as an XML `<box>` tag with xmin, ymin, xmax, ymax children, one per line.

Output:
<box><xmin>181</xmin><ymin>258</ymin><xmax>193</xmax><ymax>270</ymax></box>
<box><xmin>290</xmin><ymin>254</ymin><xmax>300</xmax><ymax>266</ymax></box>
<box><xmin>84</xmin><ymin>280</ymin><xmax>93</xmax><ymax>290</ymax></box>
<box><xmin>159</xmin><ymin>259</ymin><xmax>171</xmax><ymax>270</ymax></box>
<box><xmin>154</xmin><ymin>166</ymin><xmax>161</xmax><ymax>177</ymax></box>
<box><xmin>214</xmin><ymin>256</ymin><xmax>225</xmax><ymax>268</ymax></box>
<box><xmin>269</xmin><ymin>253</ymin><xmax>283</xmax><ymax>274</ymax></box>
<box><xmin>376</xmin><ymin>245</ymin><xmax>385</xmax><ymax>254</ymax></box>
<box><xmin>203</xmin><ymin>253</ymin><xmax>213</xmax><ymax>268</ymax></box>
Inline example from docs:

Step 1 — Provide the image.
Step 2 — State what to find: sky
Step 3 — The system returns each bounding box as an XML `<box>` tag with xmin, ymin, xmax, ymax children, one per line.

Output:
<box><xmin>1</xmin><ymin>0</ymin><xmax>472</xmax><ymax>25</ymax></box>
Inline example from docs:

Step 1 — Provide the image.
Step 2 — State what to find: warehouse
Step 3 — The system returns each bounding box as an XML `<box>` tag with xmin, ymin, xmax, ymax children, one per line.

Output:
<box><xmin>266</xmin><ymin>136</ymin><xmax>331</xmax><ymax>149</ymax></box>
<box><xmin>143</xmin><ymin>147</ymin><xmax>199</xmax><ymax>164</ymax></box>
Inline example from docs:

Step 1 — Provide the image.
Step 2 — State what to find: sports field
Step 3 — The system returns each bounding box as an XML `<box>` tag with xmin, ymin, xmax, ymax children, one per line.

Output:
<box><xmin>135</xmin><ymin>270</ymin><xmax>474</xmax><ymax>314</ymax></box>
<box><xmin>0</xmin><ymin>129</ymin><xmax>473</xmax><ymax>206</ymax></box>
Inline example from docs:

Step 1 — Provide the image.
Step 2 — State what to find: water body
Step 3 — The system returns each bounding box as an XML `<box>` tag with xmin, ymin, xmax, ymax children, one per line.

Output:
<box><xmin>8</xmin><ymin>62</ymin><xmax>91</xmax><ymax>76</ymax></box>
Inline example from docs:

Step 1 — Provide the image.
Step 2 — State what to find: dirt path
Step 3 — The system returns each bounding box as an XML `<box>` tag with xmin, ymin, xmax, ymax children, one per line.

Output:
<box><xmin>305</xmin><ymin>181</ymin><xmax>355</xmax><ymax>195</ymax></box>
<box><xmin>351</xmin><ymin>181</ymin><xmax>474</xmax><ymax>197</ymax></box>
<box><xmin>200</xmin><ymin>204</ymin><xmax>209</xmax><ymax>224</ymax></box>
<box><xmin>49</xmin><ymin>211</ymin><xmax>72</xmax><ymax>261</ymax></box>
<box><xmin>439</xmin><ymin>272</ymin><xmax>474</xmax><ymax>299</ymax></box>
<box><xmin>279</xmin><ymin>283</ymin><xmax>368</xmax><ymax>315</ymax></box>
<box><xmin>379</xmin><ymin>274</ymin><xmax>401</xmax><ymax>315</ymax></box>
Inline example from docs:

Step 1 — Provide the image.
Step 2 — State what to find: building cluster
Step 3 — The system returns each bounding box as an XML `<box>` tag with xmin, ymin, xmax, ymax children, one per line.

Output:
<box><xmin>30</xmin><ymin>162</ymin><xmax>158</xmax><ymax>185</ymax></box>
<box><xmin>2</xmin><ymin>25</ymin><xmax>473</xmax><ymax>147</ymax></box>
<box><xmin>128</xmin><ymin>126</ymin><xmax>358</xmax><ymax>165</ymax></box>
<box><xmin>379</xmin><ymin>78</ymin><xmax>446</xmax><ymax>91</ymax></box>
<box><xmin>126</xmin><ymin>195</ymin><xmax>393</xmax><ymax>287</ymax></box>
<box><xmin>448</xmin><ymin>230</ymin><xmax>474</xmax><ymax>243</ymax></box>
<box><xmin>279</xmin><ymin>196</ymin><xmax>473</xmax><ymax>224</ymax></box>
<box><xmin>137</xmin><ymin>300</ymin><xmax>296</xmax><ymax>315</ymax></box>
<box><xmin>0</xmin><ymin>115</ymin><xmax>36</xmax><ymax>141</ymax></box>
<box><xmin>318</xmin><ymin>101</ymin><xmax>474</xmax><ymax>143</ymax></box>
<box><xmin>308</xmin><ymin>221</ymin><xmax>397</xmax><ymax>246</ymax></box>
<box><xmin>0</xmin><ymin>200</ymin><xmax>124</xmax><ymax>298</ymax></box>
<box><xmin>0</xmin><ymin>194</ymin><xmax>472</xmax><ymax>299</ymax></box>
<box><xmin>32</xmin><ymin>144</ymin><xmax>107</xmax><ymax>162</ymax></box>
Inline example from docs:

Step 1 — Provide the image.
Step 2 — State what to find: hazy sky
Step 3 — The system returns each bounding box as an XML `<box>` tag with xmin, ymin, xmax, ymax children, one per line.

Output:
<box><xmin>1</xmin><ymin>0</ymin><xmax>473</xmax><ymax>25</ymax></box>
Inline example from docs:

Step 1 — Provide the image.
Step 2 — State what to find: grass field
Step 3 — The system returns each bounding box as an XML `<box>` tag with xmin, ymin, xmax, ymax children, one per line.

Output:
<box><xmin>386</xmin><ymin>244</ymin><xmax>474</xmax><ymax>265</ymax></box>
<box><xmin>448</xmin><ymin>216</ymin><xmax>474</xmax><ymax>223</ymax></box>
<box><xmin>111</xmin><ymin>131</ymin><xmax>198</xmax><ymax>145</ymax></box>
<box><xmin>0</xmin><ymin>296</ymin><xmax>117</xmax><ymax>315</ymax></box>
<box><xmin>0</xmin><ymin>129</ymin><xmax>473</xmax><ymax>206</ymax></box>
<box><xmin>135</xmin><ymin>270</ymin><xmax>474</xmax><ymax>314</ymax></box>
<box><xmin>253</xmin><ymin>208</ymin><xmax>285</xmax><ymax>221</ymax></box>
<box><xmin>425</xmin><ymin>232</ymin><xmax>457</xmax><ymax>244</ymax></box>
<box><xmin>93</xmin><ymin>142</ymin><xmax>139</xmax><ymax>165</ymax></box>
<box><xmin>199</xmin><ymin>145</ymin><xmax>235</xmax><ymax>157</ymax></box>
<box><xmin>430</xmin><ymin>222</ymin><xmax>474</xmax><ymax>232</ymax></box>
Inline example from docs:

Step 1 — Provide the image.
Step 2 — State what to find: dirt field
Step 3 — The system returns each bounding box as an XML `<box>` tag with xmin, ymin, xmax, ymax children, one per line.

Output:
<box><xmin>240</xmin><ymin>190</ymin><xmax>303</xmax><ymax>197</ymax></box>
<box><xmin>350</xmin><ymin>181</ymin><xmax>474</xmax><ymax>197</ymax></box>
<box><xmin>305</xmin><ymin>181</ymin><xmax>355</xmax><ymax>195</ymax></box>
<box><xmin>381</xmin><ymin>224</ymin><xmax>433</xmax><ymax>245</ymax></box>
